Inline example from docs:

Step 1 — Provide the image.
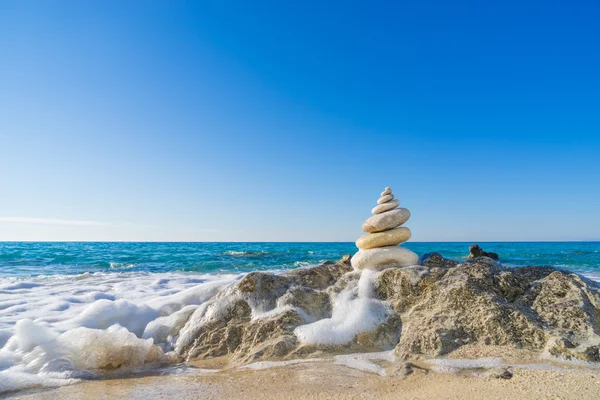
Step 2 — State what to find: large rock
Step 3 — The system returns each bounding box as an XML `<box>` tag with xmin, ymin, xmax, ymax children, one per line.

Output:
<box><xmin>172</xmin><ymin>254</ymin><xmax>600</xmax><ymax>366</ymax></box>
<box><xmin>361</xmin><ymin>208</ymin><xmax>410</xmax><ymax>233</ymax></box>
<box><xmin>351</xmin><ymin>246</ymin><xmax>419</xmax><ymax>270</ymax></box>
<box><xmin>377</xmin><ymin>257</ymin><xmax>600</xmax><ymax>361</ymax></box>
<box><xmin>175</xmin><ymin>256</ymin><xmax>353</xmax><ymax>363</ymax></box>
<box><xmin>355</xmin><ymin>227</ymin><xmax>411</xmax><ymax>249</ymax></box>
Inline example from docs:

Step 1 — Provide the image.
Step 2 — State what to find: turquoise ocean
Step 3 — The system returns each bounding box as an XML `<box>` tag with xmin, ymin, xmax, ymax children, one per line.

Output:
<box><xmin>1</xmin><ymin>241</ymin><xmax>599</xmax><ymax>278</ymax></box>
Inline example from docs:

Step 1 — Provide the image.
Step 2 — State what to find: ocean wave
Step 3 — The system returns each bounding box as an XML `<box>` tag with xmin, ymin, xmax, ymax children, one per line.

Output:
<box><xmin>108</xmin><ymin>262</ymin><xmax>137</xmax><ymax>269</ymax></box>
<box><xmin>570</xmin><ymin>250</ymin><xmax>600</xmax><ymax>255</ymax></box>
<box><xmin>223</xmin><ymin>250</ymin><xmax>271</xmax><ymax>257</ymax></box>
<box><xmin>0</xmin><ymin>271</ymin><xmax>241</xmax><ymax>394</ymax></box>
<box><xmin>293</xmin><ymin>261</ymin><xmax>316</xmax><ymax>268</ymax></box>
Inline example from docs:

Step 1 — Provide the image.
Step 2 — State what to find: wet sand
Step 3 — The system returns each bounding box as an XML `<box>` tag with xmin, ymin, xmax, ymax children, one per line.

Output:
<box><xmin>6</xmin><ymin>359</ymin><xmax>600</xmax><ymax>400</ymax></box>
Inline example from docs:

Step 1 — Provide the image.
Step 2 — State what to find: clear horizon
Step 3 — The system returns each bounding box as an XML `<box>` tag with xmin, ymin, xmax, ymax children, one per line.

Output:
<box><xmin>0</xmin><ymin>240</ymin><xmax>599</xmax><ymax>244</ymax></box>
<box><xmin>1</xmin><ymin>1</ymin><xmax>599</xmax><ymax>242</ymax></box>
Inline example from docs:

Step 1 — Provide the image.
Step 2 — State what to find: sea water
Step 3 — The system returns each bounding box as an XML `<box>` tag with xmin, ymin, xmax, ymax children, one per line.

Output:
<box><xmin>2</xmin><ymin>242</ymin><xmax>599</xmax><ymax>279</ymax></box>
<box><xmin>0</xmin><ymin>241</ymin><xmax>599</xmax><ymax>393</ymax></box>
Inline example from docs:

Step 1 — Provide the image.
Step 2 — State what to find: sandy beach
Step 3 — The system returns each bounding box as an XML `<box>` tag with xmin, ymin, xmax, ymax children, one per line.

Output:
<box><xmin>6</xmin><ymin>358</ymin><xmax>600</xmax><ymax>400</ymax></box>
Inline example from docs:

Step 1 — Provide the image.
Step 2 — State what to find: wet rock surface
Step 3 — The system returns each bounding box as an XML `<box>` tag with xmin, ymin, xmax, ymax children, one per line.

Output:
<box><xmin>482</xmin><ymin>367</ymin><xmax>513</xmax><ymax>379</ymax></box>
<box><xmin>175</xmin><ymin>253</ymin><xmax>600</xmax><ymax>365</ymax></box>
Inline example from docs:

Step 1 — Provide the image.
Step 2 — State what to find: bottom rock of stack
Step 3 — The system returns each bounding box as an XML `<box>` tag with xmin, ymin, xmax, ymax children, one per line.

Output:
<box><xmin>351</xmin><ymin>246</ymin><xmax>419</xmax><ymax>271</ymax></box>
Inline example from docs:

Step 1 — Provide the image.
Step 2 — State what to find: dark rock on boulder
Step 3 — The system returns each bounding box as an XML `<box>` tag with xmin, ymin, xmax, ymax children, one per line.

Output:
<box><xmin>468</xmin><ymin>244</ymin><xmax>500</xmax><ymax>260</ymax></box>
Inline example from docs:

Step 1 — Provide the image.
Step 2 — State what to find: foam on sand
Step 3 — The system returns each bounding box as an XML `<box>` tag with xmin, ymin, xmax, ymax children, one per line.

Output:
<box><xmin>429</xmin><ymin>357</ymin><xmax>504</xmax><ymax>373</ymax></box>
<box><xmin>0</xmin><ymin>271</ymin><xmax>240</xmax><ymax>394</ymax></box>
<box><xmin>243</xmin><ymin>358</ymin><xmax>323</xmax><ymax>370</ymax></box>
<box><xmin>334</xmin><ymin>351</ymin><xmax>395</xmax><ymax>376</ymax></box>
<box><xmin>0</xmin><ymin>371</ymin><xmax>79</xmax><ymax>394</ymax></box>
<box><xmin>0</xmin><ymin>320</ymin><xmax>163</xmax><ymax>392</ymax></box>
<box><xmin>293</xmin><ymin>269</ymin><xmax>391</xmax><ymax>345</ymax></box>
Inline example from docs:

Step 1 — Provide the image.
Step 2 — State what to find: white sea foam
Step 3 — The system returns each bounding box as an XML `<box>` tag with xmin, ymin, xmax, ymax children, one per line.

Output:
<box><xmin>251</xmin><ymin>304</ymin><xmax>296</xmax><ymax>321</ymax></box>
<box><xmin>510</xmin><ymin>363</ymin><xmax>563</xmax><ymax>371</ymax></box>
<box><xmin>293</xmin><ymin>269</ymin><xmax>391</xmax><ymax>345</ymax></box>
<box><xmin>0</xmin><ymin>371</ymin><xmax>79</xmax><ymax>393</ymax></box>
<box><xmin>142</xmin><ymin>305</ymin><xmax>198</xmax><ymax>350</ymax></box>
<box><xmin>108</xmin><ymin>262</ymin><xmax>137</xmax><ymax>269</ymax></box>
<box><xmin>334</xmin><ymin>351</ymin><xmax>395</xmax><ymax>376</ymax></box>
<box><xmin>243</xmin><ymin>358</ymin><xmax>323</xmax><ymax>370</ymax></box>
<box><xmin>582</xmin><ymin>272</ymin><xmax>600</xmax><ymax>283</ymax></box>
<box><xmin>223</xmin><ymin>250</ymin><xmax>269</xmax><ymax>257</ymax></box>
<box><xmin>61</xmin><ymin>299</ymin><xmax>161</xmax><ymax>337</ymax></box>
<box><xmin>0</xmin><ymin>271</ymin><xmax>240</xmax><ymax>394</ymax></box>
<box><xmin>224</xmin><ymin>250</ymin><xmax>250</xmax><ymax>256</ymax></box>
<box><xmin>3</xmin><ymin>320</ymin><xmax>162</xmax><ymax>371</ymax></box>
<box><xmin>293</xmin><ymin>261</ymin><xmax>315</xmax><ymax>268</ymax></box>
<box><xmin>152</xmin><ymin>365</ymin><xmax>221</xmax><ymax>375</ymax></box>
<box><xmin>429</xmin><ymin>357</ymin><xmax>504</xmax><ymax>373</ymax></box>
<box><xmin>0</xmin><ymin>329</ymin><xmax>12</xmax><ymax>348</ymax></box>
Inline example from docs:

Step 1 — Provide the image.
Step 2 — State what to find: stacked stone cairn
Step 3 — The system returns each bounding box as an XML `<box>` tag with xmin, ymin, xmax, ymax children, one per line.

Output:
<box><xmin>351</xmin><ymin>187</ymin><xmax>419</xmax><ymax>270</ymax></box>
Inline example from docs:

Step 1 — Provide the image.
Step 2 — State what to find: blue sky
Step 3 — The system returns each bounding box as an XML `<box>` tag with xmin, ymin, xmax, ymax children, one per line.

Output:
<box><xmin>0</xmin><ymin>1</ymin><xmax>599</xmax><ymax>242</ymax></box>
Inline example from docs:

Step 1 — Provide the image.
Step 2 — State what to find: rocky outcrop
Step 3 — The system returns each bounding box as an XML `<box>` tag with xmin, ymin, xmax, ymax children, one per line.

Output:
<box><xmin>174</xmin><ymin>253</ymin><xmax>600</xmax><ymax>365</ymax></box>
<box><xmin>175</xmin><ymin>256</ymin><xmax>354</xmax><ymax>363</ymax></box>
<box><xmin>468</xmin><ymin>244</ymin><xmax>500</xmax><ymax>260</ymax></box>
